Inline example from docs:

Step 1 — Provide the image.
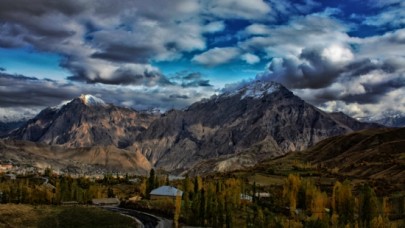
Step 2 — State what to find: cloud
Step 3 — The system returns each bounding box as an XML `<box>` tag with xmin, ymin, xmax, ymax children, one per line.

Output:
<box><xmin>0</xmin><ymin>73</ymin><xmax>215</xmax><ymax>121</ymax></box>
<box><xmin>203</xmin><ymin>0</ymin><xmax>271</xmax><ymax>20</ymax></box>
<box><xmin>241</xmin><ymin>53</ymin><xmax>260</xmax><ymax>64</ymax></box>
<box><xmin>0</xmin><ymin>0</ymin><xmax>215</xmax><ymax>85</ymax></box>
<box><xmin>235</xmin><ymin>12</ymin><xmax>405</xmax><ymax>118</ymax></box>
<box><xmin>203</xmin><ymin>21</ymin><xmax>226</xmax><ymax>33</ymax></box>
<box><xmin>364</xmin><ymin>1</ymin><xmax>405</xmax><ymax>28</ymax></box>
<box><xmin>258</xmin><ymin>44</ymin><xmax>353</xmax><ymax>89</ymax></box>
<box><xmin>192</xmin><ymin>47</ymin><xmax>241</xmax><ymax>67</ymax></box>
<box><xmin>170</xmin><ymin>71</ymin><xmax>213</xmax><ymax>88</ymax></box>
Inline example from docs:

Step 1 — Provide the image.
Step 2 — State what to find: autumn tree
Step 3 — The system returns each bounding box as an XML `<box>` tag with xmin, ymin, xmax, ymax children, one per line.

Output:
<box><xmin>173</xmin><ymin>191</ymin><xmax>182</xmax><ymax>228</ymax></box>
<box><xmin>283</xmin><ymin>174</ymin><xmax>301</xmax><ymax>216</ymax></box>
<box><xmin>311</xmin><ymin>189</ymin><xmax>328</xmax><ymax>220</ymax></box>
<box><xmin>332</xmin><ymin>180</ymin><xmax>355</xmax><ymax>225</ymax></box>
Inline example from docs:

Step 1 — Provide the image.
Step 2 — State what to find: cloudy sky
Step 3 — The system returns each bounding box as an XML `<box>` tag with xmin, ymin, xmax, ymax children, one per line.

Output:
<box><xmin>1</xmin><ymin>0</ymin><xmax>405</xmax><ymax>121</ymax></box>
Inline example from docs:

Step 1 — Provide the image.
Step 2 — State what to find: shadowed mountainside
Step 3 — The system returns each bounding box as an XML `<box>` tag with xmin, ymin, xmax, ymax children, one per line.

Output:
<box><xmin>304</xmin><ymin>127</ymin><xmax>405</xmax><ymax>180</ymax></box>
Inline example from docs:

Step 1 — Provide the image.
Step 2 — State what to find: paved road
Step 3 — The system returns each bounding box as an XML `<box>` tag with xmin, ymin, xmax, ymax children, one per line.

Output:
<box><xmin>104</xmin><ymin>206</ymin><xmax>173</xmax><ymax>228</ymax></box>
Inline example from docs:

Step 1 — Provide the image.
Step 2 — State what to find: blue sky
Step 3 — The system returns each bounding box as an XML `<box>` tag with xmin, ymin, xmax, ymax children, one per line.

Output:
<box><xmin>0</xmin><ymin>0</ymin><xmax>405</xmax><ymax>120</ymax></box>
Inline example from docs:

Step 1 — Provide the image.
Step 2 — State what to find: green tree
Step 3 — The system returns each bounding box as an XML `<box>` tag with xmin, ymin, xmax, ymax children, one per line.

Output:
<box><xmin>146</xmin><ymin>169</ymin><xmax>156</xmax><ymax>198</ymax></box>
<box><xmin>359</xmin><ymin>184</ymin><xmax>379</xmax><ymax>227</ymax></box>
<box><xmin>107</xmin><ymin>187</ymin><xmax>115</xmax><ymax>198</ymax></box>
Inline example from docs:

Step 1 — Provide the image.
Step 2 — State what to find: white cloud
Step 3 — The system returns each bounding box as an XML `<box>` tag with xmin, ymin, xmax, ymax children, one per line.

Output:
<box><xmin>241</xmin><ymin>53</ymin><xmax>260</xmax><ymax>64</ymax></box>
<box><xmin>192</xmin><ymin>47</ymin><xmax>241</xmax><ymax>67</ymax></box>
<box><xmin>244</xmin><ymin>24</ymin><xmax>271</xmax><ymax>35</ymax></box>
<box><xmin>203</xmin><ymin>0</ymin><xmax>271</xmax><ymax>20</ymax></box>
<box><xmin>203</xmin><ymin>21</ymin><xmax>226</xmax><ymax>33</ymax></box>
<box><xmin>321</xmin><ymin>45</ymin><xmax>354</xmax><ymax>63</ymax></box>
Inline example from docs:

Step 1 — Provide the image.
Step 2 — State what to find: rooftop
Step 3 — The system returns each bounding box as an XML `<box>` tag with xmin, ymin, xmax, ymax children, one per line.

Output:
<box><xmin>150</xmin><ymin>186</ymin><xmax>183</xmax><ymax>197</ymax></box>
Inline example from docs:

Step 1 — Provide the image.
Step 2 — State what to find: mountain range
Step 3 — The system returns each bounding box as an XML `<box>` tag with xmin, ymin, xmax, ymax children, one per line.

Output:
<box><xmin>0</xmin><ymin>81</ymin><xmax>382</xmax><ymax>175</ymax></box>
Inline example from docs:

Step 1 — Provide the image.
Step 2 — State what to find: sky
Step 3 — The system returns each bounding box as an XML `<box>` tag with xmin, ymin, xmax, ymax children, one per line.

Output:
<box><xmin>0</xmin><ymin>0</ymin><xmax>405</xmax><ymax>121</ymax></box>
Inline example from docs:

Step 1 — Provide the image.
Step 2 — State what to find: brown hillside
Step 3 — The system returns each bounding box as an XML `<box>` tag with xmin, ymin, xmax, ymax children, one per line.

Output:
<box><xmin>304</xmin><ymin>127</ymin><xmax>405</xmax><ymax>181</ymax></box>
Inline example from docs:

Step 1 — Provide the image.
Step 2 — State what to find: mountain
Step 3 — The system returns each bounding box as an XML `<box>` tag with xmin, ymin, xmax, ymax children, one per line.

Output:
<box><xmin>373</xmin><ymin>115</ymin><xmax>405</xmax><ymax>127</ymax></box>
<box><xmin>0</xmin><ymin>120</ymin><xmax>26</xmax><ymax>137</ymax></box>
<box><xmin>132</xmin><ymin>81</ymin><xmax>380</xmax><ymax>173</ymax></box>
<box><xmin>359</xmin><ymin>111</ymin><xmax>405</xmax><ymax>128</ymax></box>
<box><xmin>3</xmin><ymin>82</ymin><xmax>381</xmax><ymax>175</ymax></box>
<box><xmin>7</xmin><ymin>94</ymin><xmax>158</xmax><ymax>148</ymax></box>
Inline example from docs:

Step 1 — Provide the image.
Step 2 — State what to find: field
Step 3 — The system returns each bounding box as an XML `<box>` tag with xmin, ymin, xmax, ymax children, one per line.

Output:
<box><xmin>0</xmin><ymin>204</ymin><xmax>138</xmax><ymax>228</ymax></box>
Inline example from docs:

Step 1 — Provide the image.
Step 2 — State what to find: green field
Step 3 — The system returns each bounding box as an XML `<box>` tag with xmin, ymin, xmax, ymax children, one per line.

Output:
<box><xmin>0</xmin><ymin>204</ymin><xmax>138</xmax><ymax>228</ymax></box>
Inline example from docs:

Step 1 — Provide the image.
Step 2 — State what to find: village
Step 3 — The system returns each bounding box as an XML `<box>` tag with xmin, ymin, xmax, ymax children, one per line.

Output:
<box><xmin>1</xmin><ymin>160</ymin><xmax>404</xmax><ymax>227</ymax></box>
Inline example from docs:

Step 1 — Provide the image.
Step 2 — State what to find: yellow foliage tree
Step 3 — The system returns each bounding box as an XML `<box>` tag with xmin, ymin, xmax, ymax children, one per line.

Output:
<box><xmin>174</xmin><ymin>191</ymin><xmax>182</xmax><ymax>228</ymax></box>
<box><xmin>311</xmin><ymin>189</ymin><xmax>328</xmax><ymax>220</ymax></box>
<box><xmin>283</xmin><ymin>174</ymin><xmax>301</xmax><ymax>216</ymax></box>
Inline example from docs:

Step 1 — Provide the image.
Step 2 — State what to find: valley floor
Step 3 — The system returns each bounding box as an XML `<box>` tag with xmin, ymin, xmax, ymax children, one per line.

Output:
<box><xmin>0</xmin><ymin>204</ymin><xmax>138</xmax><ymax>228</ymax></box>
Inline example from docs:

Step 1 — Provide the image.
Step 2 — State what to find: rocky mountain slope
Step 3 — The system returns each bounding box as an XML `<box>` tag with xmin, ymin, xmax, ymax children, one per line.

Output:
<box><xmin>0</xmin><ymin>120</ymin><xmax>25</xmax><ymax>137</ymax></box>
<box><xmin>0</xmin><ymin>139</ymin><xmax>151</xmax><ymax>175</ymax></box>
<box><xmin>374</xmin><ymin>115</ymin><xmax>405</xmax><ymax>127</ymax></box>
<box><xmin>8</xmin><ymin>94</ymin><xmax>158</xmax><ymax>148</ymax></box>
<box><xmin>133</xmin><ymin>81</ymin><xmax>380</xmax><ymax>173</ymax></box>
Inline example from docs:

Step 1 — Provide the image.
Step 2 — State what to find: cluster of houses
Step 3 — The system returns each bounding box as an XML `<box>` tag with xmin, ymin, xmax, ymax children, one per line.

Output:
<box><xmin>87</xmin><ymin>185</ymin><xmax>271</xmax><ymax>206</ymax></box>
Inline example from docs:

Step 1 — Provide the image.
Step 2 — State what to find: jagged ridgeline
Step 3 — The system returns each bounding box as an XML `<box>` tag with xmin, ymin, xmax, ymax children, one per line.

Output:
<box><xmin>2</xmin><ymin>81</ymin><xmax>380</xmax><ymax>174</ymax></box>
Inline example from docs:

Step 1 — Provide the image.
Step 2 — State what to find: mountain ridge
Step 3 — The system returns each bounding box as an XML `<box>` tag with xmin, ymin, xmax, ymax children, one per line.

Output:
<box><xmin>2</xmin><ymin>81</ymin><xmax>382</xmax><ymax>174</ymax></box>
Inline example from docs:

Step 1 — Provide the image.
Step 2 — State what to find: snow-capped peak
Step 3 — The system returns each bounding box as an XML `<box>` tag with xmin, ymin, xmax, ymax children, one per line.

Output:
<box><xmin>240</xmin><ymin>81</ymin><xmax>281</xmax><ymax>99</ymax></box>
<box><xmin>222</xmin><ymin>80</ymin><xmax>281</xmax><ymax>99</ymax></box>
<box><xmin>79</xmin><ymin>94</ymin><xmax>106</xmax><ymax>106</ymax></box>
<box><xmin>51</xmin><ymin>99</ymin><xmax>72</xmax><ymax>110</ymax></box>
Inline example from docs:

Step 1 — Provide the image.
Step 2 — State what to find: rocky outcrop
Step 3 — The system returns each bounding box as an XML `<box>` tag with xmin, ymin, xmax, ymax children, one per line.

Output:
<box><xmin>8</xmin><ymin>96</ymin><xmax>158</xmax><ymax>148</ymax></box>
<box><xmin>134</xmin><ymin>81</ymin><xmax>380</xmax><ymax>172</ymax></box>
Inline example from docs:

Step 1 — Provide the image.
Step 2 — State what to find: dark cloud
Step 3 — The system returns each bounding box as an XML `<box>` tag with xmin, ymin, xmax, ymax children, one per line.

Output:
<box><xmin>169</xmin><ymin>94</ymin><xmax>189</xmax><ymax>99</ymax></box>
<box><xmin>170</xmin><ymin>71</ymin><xmax>213</xmax><ymax>88</ymax></box>
<box><xmin>0</xmin><ymin>0</ymin><xmax>208</xmax><ymax>86</ymax></box>
<box><xmin>259</xmin><ymin>46</ymin><xmax>347</xmax><ymax>89</ymax></box>
<box><xmin>0</xmin><ymin>73</ymin><xmax>76</xmax><ymax>107</ymax></box>
<box><xmin>0</xmin><ymin>72</ymin><xmax>215</xmax><ymax>121</ymax></box>
<box><xmin>66</xmin><ymin>64</ymin><xmax>172</xmax><ymax>86</ymax></box>
<box><xmin>0</xmin><ymin>67</ymin><xmax>6</xmax><ymax>71</ymax></box>
<box><xmin>90</xmin><ymin>45</ymin><xmax>154</xmax><ymax>64</ymax></box>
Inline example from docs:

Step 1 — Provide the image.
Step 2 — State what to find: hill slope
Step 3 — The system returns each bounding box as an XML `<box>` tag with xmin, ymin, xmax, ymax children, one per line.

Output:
<box><xmin>0</xmin><ymin>139</ymin><xmax>151</xmax><ymax>174</ymax></box>
<box><xmin>304</xmin><ymin>127</ymin><xmax>405</xmax><ymax>180</ymax></box>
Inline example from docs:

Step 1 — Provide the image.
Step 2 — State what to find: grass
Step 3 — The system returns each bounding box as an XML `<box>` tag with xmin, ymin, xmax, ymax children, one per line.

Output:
<box><xmin>0</xmin><ymin>204</ymin><xmax>138</xmax><ymax>228</ymax></box>
<box><xmin>247</xmin><ymin>173</ymin><xmax>285</xmax><ymax>186</ymax></box>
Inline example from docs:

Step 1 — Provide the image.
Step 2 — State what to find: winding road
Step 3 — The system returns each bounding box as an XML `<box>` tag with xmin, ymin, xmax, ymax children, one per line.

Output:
<box><xmin>104</xmin><ymin>206</ymin><xmax>173</xmax><ymax>228</ymax></box>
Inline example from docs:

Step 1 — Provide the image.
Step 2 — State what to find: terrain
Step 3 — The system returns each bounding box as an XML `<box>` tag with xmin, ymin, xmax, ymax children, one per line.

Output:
<box><xmin>227</xmin><ymin>127</ymin><xmax>405</xmax><ymax>195</ymax></box>
<box><xmin>0</xmin><ymin>139</ymin><xmax>151</xmax><ymax>175</ymax></box>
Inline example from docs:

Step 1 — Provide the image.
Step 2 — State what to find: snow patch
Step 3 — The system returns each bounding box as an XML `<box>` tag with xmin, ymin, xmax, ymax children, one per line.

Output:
<box><xmin>51</xmin><ymin>99</ymin><xmax>72</xmax><ymax>110</ymax></box>
<box><xmin>79</xmin><ymin>94</ymin><xmax>106</xmax><ymax>106</ymax></box>
<box><xmin>223</xmin><ymin>81</ymin><xmax>280</xmax><ymax>100</ymax></box>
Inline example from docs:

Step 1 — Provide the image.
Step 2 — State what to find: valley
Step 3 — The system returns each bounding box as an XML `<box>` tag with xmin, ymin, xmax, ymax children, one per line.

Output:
<box><xmin>0</xmin><ymin>81</ymin><xmax>404</xmax><ymax>227</ymax></box>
